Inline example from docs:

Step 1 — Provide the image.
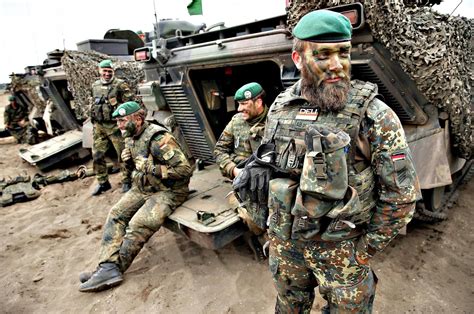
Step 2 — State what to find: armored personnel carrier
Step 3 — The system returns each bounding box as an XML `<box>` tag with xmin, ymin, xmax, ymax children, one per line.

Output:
<box><xmin>6</xmin><ymin>2</ymin><xmax>471</xmax><ymax>249</ymax></box>
<box><xmin>127</xmin><ymin>1</ymin><xmax>471</xmax><ymax>248</ymax></box>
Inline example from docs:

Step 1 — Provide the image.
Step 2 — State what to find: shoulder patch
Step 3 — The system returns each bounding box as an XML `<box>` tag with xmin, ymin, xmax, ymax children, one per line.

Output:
<box><xmin>163</xmin><ymin>149</ymin><xmax>175</xmax><ymax>161</ymax></box>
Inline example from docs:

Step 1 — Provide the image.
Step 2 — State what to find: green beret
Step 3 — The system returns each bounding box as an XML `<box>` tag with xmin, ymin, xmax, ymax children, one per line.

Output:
<box><xmin>99</xmin><ymin>59</ymin><xmax>113</xmax><ymax>68</ymax></box>
<box><xmin>293</xmin><ymin>10</ymin><xmax>352</xmax><ymax>42</ymax></box>
<box><xmin>8</xmin><ymin>95</ymin><xmax>15</xmax><ymax>101</ymax></box>
<box><xmin>234</xmin><ymin>82</ymin><xmax>263</xmax><ymax>101</ymax></box>
<box><xmin>112</xmin><ymin>101</ymin><xmax>141</xmax><ymax>118</ymax></box>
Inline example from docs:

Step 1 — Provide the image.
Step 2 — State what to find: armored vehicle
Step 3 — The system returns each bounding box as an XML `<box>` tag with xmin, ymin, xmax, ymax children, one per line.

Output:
<box><xmin>128</xmin><ymin>2</ymin><xmax>471</xmax><ymax>248</ymax></box>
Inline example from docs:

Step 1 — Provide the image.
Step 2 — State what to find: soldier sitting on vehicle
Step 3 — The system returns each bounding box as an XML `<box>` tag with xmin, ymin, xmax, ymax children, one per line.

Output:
<box><xmin>89</xmin><ymin>59</ymin><xmax>134</xmax><ymax>196</ymax></box>
<box><xmin>214</xmin><ymin>82</ymin><xmax>269</xmax><ymax>261</ymax></box>
<box><xmin>78</xmin><ymin>101</ymin><xmax>193</xmax><ymax>292</ymax></box>
<box><xmin>4</xmin><ymin>95</ymin><xmax>37</xmax><ymax>144</ymax></box>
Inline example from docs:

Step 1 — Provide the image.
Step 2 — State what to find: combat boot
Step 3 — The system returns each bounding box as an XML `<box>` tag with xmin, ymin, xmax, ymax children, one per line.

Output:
<box><xmin>121</xmin><ymin>182</ymin><xmax>131</xmax><ymax>193</ymax></box>
<box><xmin>79</xmin><ymin>271</ymin><xmax>93</xmax><ymax>283</ymax></box>
<box><xmin>91</xmin><ymin>181</ymin><xmax>111</xmax><ymax>196</ymax></box>
<box><xmin>78</xmin><ymin>262</ymin><xmax>123</xmax><ymax>292</ymax></box>
<box><xmin>246</xmin><ymin>234</ymin><xmax>266</xmax><ymax>262</ymax></box>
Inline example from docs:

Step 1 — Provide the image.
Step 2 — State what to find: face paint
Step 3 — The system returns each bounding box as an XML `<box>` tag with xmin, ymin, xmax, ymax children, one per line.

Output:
<box><xmin>117</xmin><ymin>116</ymin><xmax>137</xmax><ymax>137</ymax></box>
<box><xmin>301</xmin><ymin>41</ymin><xmax>351</xmax><ymax>87</ymax></box>
<box><xmin>299</xmin><ymin>41</ymin><xmax>352</xmax><ymax>112</ymax></box>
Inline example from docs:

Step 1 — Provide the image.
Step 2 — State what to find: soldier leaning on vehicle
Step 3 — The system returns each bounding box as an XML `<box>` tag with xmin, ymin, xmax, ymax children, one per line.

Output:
<box><xmin>214</xmin><ymin>82</ymin><xmax>269</xmax><ymax>261</ymax></box>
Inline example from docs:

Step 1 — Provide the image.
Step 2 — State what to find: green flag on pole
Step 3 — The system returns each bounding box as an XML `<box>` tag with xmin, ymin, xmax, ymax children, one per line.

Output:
<box><xmin>187</xmin><ymin>0</ymin><xmax>203</xmax><ymax>15</ymax></box>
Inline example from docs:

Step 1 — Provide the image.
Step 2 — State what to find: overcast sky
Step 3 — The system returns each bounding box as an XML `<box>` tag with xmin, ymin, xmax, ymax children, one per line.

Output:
<box><xmin>0</xmin><ymin>0</ymin><xmax>472</xmax><ymax>83</ymax></box>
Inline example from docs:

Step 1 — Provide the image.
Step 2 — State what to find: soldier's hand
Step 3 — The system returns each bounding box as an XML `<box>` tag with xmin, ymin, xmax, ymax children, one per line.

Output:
<box><xmin>135</xmin><ymin>156</ymin><xmax>154</xmax><ymax>174</ymax></box>
<box><xmin>121</xmin><ymin>148</ymin><xmax>132</xmax><ymax>162</ymax></box>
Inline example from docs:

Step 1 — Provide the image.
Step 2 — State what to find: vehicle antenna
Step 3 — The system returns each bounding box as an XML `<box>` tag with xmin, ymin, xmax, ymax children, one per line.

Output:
<box><xmin>153</xmin><ymin>0</ymin><xmax>160</xmax><ymax>40</ymax></box>
<box><xmin>450</xmin><ymin>0</ymin><xmax>463</xmax><ymax>16</ymax></box>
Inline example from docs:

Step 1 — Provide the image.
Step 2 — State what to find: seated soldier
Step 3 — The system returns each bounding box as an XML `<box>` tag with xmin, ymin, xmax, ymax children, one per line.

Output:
<box><xmin>79</xmin><ymin>101</ymin><xmax>193</xmax><ymax>292</ymax></box>
<box><xmin>4</xmin><ymin>95</ymin><xmax>37</xmax><ymax>144</ymax></box>
<box><xmin>214</xmin><ymin>82</ymin><xmax>269</xmax><ymax>260</ymax></box>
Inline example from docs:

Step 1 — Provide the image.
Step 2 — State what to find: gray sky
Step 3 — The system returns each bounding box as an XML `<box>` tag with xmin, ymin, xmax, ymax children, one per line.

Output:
<box><xmin>0</xmin><ymin>0</ymin><xmax>472</xmax><ymax>83</ymax></box>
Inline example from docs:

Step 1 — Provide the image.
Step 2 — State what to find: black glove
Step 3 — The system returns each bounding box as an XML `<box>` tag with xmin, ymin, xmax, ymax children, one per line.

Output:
<box><xmin>232</xmin><ymin>143</ymin><xmax>285</xmax><ymax>206</ymax></box>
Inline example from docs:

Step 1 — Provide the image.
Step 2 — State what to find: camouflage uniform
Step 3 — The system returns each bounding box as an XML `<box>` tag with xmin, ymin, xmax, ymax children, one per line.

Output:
<box><xmin>214</xmin><ymin>107</ymin><xmax>267</xmax><ymax>233</ymax></box>
<box><xmin>90</xmin><ymin>77</ymin><xmax>134</xmax><ymax>185</ymax></box>
<box><xmin>265</xmin><ymin>80</ymin><xmax>421</xmax><ymax>312</ymax></box>
<box><xmin>98</xmin><ymin>122</ymin><xmax>193</xmax><ymax>272</ymax></box>
<box><xmin>3</xmin><ymin>101</ymin><xmax>36</xmax><ymax>144</ymax></box>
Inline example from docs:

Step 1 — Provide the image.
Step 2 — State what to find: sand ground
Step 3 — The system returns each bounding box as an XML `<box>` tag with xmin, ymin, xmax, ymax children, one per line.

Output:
<box><xmin>0</xmin><ymin>93</ymin><xmax>472</xmax><ymax>313</ymax></box>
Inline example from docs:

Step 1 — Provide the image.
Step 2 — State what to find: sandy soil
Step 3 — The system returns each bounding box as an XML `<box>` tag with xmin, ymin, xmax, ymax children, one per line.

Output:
<box><xmin>0</xmin><ymin>92</ymin><xmax>473</xmax><ymax>313</ymax></box>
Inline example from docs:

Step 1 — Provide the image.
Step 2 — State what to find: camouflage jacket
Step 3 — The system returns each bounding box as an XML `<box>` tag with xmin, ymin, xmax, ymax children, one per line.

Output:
<box><xmin>126</xmin><ymin>122</ymin><xmax>193</xmax><ymax>193</ymax></box>
<box><xmin>90</xmin><ymin>77</ymin><xmax>134</xmax><ymax>125</ymax></box>
<box><xmin>4</xmin><ymin>102</ymin><xmax>28</xmax><ymax>127</ymax></box>
<box><xmin>214</xmin><ymin>107</ymin><xmax>267</xmax><ymax>179</ymax></box>
<box><xmin>264</xmin><ymin>80</ymin><xmax>421</xmax><ymax>256</ymax></box>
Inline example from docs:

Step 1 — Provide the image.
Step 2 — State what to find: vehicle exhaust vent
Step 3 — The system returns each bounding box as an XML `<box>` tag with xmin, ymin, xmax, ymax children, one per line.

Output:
<box><xmin>352</xmin><ymin>63</ymin><xmax>412</xmax><ymax>122</ymax></box>
<box><xmin>161</xmin><ymin>85</ymin><xmax>215</xmax><ymax>161</ymax></box>
<box><xmin>281</xmin><ymin>78</ymin><xmax>299</xmax><ymax>89</ymax></box>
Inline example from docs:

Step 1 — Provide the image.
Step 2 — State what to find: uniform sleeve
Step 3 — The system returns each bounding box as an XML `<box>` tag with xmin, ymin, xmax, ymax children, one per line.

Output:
<box><xmin>4</xmin><ymin>105</ymin><xmax>11</xmax><ymax>126</ymax></box>
<box><xmin>362</xmin><ymin>99</ymin><xmax>421</xmax><ymax>256</ymax></box>
<box><xmin>150</xmin><ymin>132</ymin><xmax>193</xmax><ymax>180</ymax></box>
<box><xmin>214</xmin><ymin>120</ymin><xmax>238</xmax><ymax>179</ymax></box>
<box><xmin>118</xmin><ymin>81</ymin><xmax>134</xmax><ymax>103</ymax></box>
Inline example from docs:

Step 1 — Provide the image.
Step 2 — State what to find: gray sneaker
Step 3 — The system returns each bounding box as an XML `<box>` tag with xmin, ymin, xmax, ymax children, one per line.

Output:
<box><xmin>78</xmin><ymin>263</ymin><xmax>123</xmax><ymax>292</ymax></box>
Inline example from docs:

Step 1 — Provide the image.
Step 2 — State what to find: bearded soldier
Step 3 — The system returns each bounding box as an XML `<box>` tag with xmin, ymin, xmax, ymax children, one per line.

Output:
<box><xmin>90</xmin><ymin>59</ymin><xmax>134</xmax><ymax>195</ymax></box>
<box><xmin>233</xmin><ymin>10</ymin><xmax>421</xmax><ymax>312</ymax></box>
<box><xmin>79</xmin><ymin>101</ymin><xmax>193</xmax><ymax>292</ymax></box>
<box><xmin>214</xmin><ymin>82</ymin><xmax>268</xmax><ymax>260</ymax></box>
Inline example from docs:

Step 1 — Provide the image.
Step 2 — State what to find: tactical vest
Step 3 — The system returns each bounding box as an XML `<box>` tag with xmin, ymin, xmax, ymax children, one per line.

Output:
<box><xmin>127</xmin><ymin>123</ymin><xmax>188</xmax><ymax>193</ymax></box>
<box><xmin>232</xmin><ymin>113</ymin><xmax>266</xmax><ymax>163</ymax></box>
<box><xmin>91</xmin><ymin>78</ymin><xmax>125</xmax><ymax>123</ymax></box>
<box><xmin>266</xmin><ymin>80</ymin><xmax>378</xmax><ymax>242</ymax></box>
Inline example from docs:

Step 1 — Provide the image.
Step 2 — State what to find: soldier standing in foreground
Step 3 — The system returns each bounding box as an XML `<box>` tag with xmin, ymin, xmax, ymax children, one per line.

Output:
<box><xmin>3</xmin><ymin>95</ymin><xmax>37</xmax><ymax>144</ymax></box>
<box><xmin>233</xmin><ymin>10</ymin><xmax>421</xmax><ymax>312</ymax></box>
<box><xmin>90</xmin><ymin>59</ymin><xmax>134</xmax><ymax>196</ymax></box>
<box><xmin>79</xmin><ymin>101</ymin><xmax>193</xmax><ymax>292</ymax></box>
<box><xmin>214</xmin><ymin>82</ymin><xmax>268</xmax><ymax>260</ymax></box>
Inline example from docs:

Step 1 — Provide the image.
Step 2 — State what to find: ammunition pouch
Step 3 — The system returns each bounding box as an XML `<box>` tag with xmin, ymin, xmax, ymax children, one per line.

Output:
<box><xmin>91</xmin><ymin>96</ymin><xmax>113</xmax><ymax>123</ymax></box>
<box><xmin>300</xmin><ymin>125</ymin><xmax>351</xmax><ymax>200</ymax></box>
<box><xmin>267</xmin><ymin>178</ymin><xmax>298</xmax><ymax>240</ymax></box>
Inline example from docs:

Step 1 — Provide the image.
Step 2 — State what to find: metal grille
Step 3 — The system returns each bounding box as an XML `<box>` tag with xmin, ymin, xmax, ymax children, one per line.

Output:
<box><xmin>281</xmin><ymin>78</ymin><xmax>299</xmax><ymax>89</ymax></box>
<box><xmin>352</xmin><ymin>63</ymin><xmax>412</xmax><ymax>122</ymax></box>
<box><xmin>161</xmin><ymin>85</ymin><xmax>215</xmax><ymax>161</ymax></box>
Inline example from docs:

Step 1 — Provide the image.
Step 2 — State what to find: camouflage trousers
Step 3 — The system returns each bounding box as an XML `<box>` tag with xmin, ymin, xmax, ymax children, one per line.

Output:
<box><xmin>8</xmin><ymin>123</ymin><xmax>37</xmax><ymax>144</ymax></box>
<box><xmin>269</xmin><ymin>236</ymin><xmax>377</xmax><ymax>313</ymax></box>
<box><xmin>229</xmin><ymin>194</ymin><xmax>265</xmax><ymax>235</ymax></box>
<box><xmin>98</xmin><ymin>185</ymin><xmax>189</xmax><ymax>272</ymax></box>
<box><xmin>92</xmin><ymin>122</ymin><xmax>130</xmax><ymax>184</ymax></box>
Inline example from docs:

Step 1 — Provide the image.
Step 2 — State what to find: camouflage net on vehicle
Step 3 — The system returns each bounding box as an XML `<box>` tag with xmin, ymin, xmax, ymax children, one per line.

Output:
<box><xmin>9</xmin><ymin>74</ymin><xmax>46</xmax><ymax>111</ymax></box>
<box><xmin>61</xmin><ymin>50</ymin><xmax>144</xmax><ymax>120</ymax></box>
<box><xmin>287</xmin><ymin>0</ymin><xmax>472</xmax><ymax>158</ymax></box>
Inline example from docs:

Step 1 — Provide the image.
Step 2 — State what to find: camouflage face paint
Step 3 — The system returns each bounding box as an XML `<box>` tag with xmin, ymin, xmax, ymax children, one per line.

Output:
<box><xmin>117</xmin><ymin>116</ymin><xmax>137</xmax><ymax>137</ymax></box>
<box><xmin>301</xmin><ymin>41</ymin><xmax>351</xmax><ymax>87</ymax></box>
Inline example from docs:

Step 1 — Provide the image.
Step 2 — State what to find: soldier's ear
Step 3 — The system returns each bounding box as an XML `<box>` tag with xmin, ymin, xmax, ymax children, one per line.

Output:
<box><xmin>292</xmin><ymin>51</ymin><xmax>303</xmax><ymax>70</ymax></box>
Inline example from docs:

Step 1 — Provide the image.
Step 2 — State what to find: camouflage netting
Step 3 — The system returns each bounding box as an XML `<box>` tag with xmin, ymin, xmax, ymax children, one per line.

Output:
<box><xmin>61</xmin><ymin>50</ymin><xmax>144</xmax><ymax>120</ymax></box>
<box><xmin>9</xmin><ymin>75</ymin><xmax>47</xmax><ymax>111</ymax></box>
<box><xmin>287</xmin><ymin>0</ymin><xmax>473</xmax><ymax>158</ymax></box>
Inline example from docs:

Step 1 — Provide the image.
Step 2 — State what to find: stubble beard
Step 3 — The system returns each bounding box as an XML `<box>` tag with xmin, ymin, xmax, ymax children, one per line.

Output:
<box><xmin>300</xmin><ymin>67</ymin><xmax>350</xmax><ymax>113</ymax></box>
